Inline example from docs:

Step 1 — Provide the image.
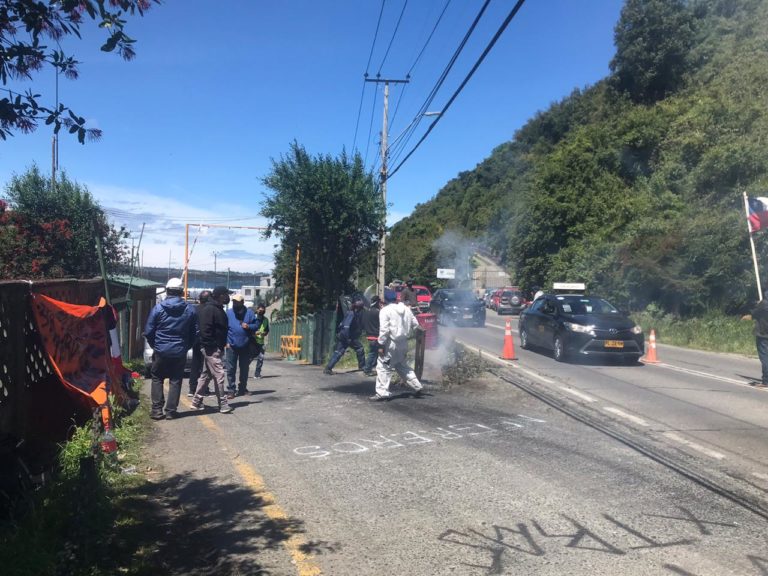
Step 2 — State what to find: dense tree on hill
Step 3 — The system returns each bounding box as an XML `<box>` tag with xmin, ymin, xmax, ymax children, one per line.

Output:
<box><xmin>261</xmin><ymin>142</ymin><xmax>384</xmax><ymax>312</ymax></box>
<box><xmin>386</xmin><ymin>0</ymin><xmax>768</xmax><ymax>317</ymax></box>
<box><xmin>1</xmin><ymin>165</ymin><xmax>128</xmax><ymax>278</ymax></box>
<box><xmin>0</xmin><ymin>0</ymin><xmax>158</xmax><ymax>142</ymax></box>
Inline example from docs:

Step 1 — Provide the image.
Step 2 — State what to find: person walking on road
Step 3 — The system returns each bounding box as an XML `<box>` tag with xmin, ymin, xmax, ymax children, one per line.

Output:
<box><xmin>192</xmin><ymin>286</ymin><xmax>233</xmax><ymax>413</ymax></box>
<box><xmin>372</xmin><ymin>289</ymin><xmax>423</xmax><ymax>401</ymax></box>
<box><xmin>324</xmin><ymin>297</ymin><xmax>366</xmax><ymax>375</ymax></box>
<box><xmin>226</xmin><ymin>294</ymin><xmax>258</xmax><ymax>397</ymax></box>
<box><xmin>144</xmin><ymin>278</ymin><xmax>198</xmax><ymax>420</ymax></box>
<box><xmin>188</xmin><ymin>289</ymin><xmax>211</xmax><ymax>397</ymax></box>
<box><xmin>252</xmin><ymin>302</ymin><xmax>270</xmax><ymax>379</ymax></box>
<box><xmin>749</xmin><ymin>291</ymin><xmax>768</xmax><ymax>387</ymax></box>
<box><xmin>362</xmin><ymin>295</ymin><xmax>383</xmax><ymax>376</ymax></box>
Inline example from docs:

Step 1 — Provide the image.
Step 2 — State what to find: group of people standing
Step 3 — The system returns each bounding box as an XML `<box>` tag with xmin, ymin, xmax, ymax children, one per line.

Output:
<box><xmin>324</xmin><ymin>288</ymin><xmax>424</xmax><ymax>401</ymax></box>
<box><xmin>143</xmin><ymin>279</ymin><xmax>270</xmax><ymax>419</ymax></box>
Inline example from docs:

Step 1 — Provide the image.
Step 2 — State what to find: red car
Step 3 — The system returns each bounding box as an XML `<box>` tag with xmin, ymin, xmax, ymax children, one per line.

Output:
<box><xmin>396</xmin><ymin>284</ymin><xmax>432</xmax><ymax>313</ymax></box>
<box><xmin>491</xmin><ymin>286</ymin><xmax>528</xmax><ymax>315</ymax></box>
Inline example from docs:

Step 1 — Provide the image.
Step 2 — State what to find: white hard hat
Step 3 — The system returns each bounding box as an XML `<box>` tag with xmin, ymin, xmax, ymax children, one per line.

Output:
<box><xmin>166</xmin><ymin>277</ymin><xmax>183</xmax><ymax>290</ymax></box>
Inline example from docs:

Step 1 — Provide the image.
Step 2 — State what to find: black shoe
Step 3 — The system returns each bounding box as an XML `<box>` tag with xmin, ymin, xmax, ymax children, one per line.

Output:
<box><xmin>324</xmin><ymin>368</ymin><xmax>334</xmax><ymax>375</ymax></box>
<box><xmin>150</xmin><ymin>412</ymin><xmax>165</xmax><ymax>420</ymax></box>
<box><xmin>364</xmin><ymin>371</ymin><xmax>375</xmax><ymax>377</ymax></box>
<box><xmin>165</xmin><ymin>411</ymin><xmax>177</xmax><ymax>420</ymax></box>
<box><xmin>237</xmin><ymin>390</ymin><xmax>249</xmax><ymax>397</ymax></box>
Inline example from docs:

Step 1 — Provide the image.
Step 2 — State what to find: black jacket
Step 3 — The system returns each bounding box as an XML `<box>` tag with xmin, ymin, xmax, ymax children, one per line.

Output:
<box><xmin>753</xmin><ymin>300</ymin><xmax>768</xmax><ymax>338</ymax></box>
<box><xmin>198</xmin><ymin>300</ymin><xmax>228</xmax><ymax>351</ymax></box>
<box><xmin>362</xmin><ymin>307</ymin><xmax>380</xmax><ymax>338</ymax></box>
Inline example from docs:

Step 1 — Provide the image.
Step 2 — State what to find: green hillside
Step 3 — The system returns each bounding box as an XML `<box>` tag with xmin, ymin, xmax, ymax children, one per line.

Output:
<box><xmin>387</xmin><ymin>0</ymin><xmax>768</xmax><ymax>316</ymax></box>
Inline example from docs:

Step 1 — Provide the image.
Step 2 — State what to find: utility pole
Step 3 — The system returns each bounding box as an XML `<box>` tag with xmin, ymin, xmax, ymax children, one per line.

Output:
<box><xmin>365</xmin><ymin>76</ymin><xmax>409</xmax><ymax>296</ymax></box>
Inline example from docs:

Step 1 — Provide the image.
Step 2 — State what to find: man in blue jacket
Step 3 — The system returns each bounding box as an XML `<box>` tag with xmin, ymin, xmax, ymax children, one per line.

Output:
<box><xmin>144</xmin><ymin>278</ymin><xmax>198</xmax><ymax>420</ymax></box>
<box><xmin>226</xmin><ymin>294</ymin><xmax>259</xmax><ymax>397</ymax></box>
<box><xmin>324</xmin><ymin>297</ymin><xmax>365</xmax><ymax>375</ymax></box>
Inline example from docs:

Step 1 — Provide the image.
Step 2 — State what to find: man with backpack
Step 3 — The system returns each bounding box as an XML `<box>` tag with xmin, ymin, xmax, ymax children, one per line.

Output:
<box><xmin>324</xmin><ymin>297</ymin><xmax>365</xmax><ymax>375</ymax></box>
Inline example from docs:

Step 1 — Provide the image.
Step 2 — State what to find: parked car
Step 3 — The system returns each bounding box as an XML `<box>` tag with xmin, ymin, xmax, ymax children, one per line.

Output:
<box><xmin>143</xmin><ymin>338</ymin><xmax>195</xmax><ymax>378</ymax></box>
<box><xmin>518</xmin><ymin>293</ymin><xmax>644</xmax><ymax>363</ymax></box>
<box><xmin>483</xmin><ymin>288</ymin><xmax>495</xmax><ymax>308</ymax></box>
<box><xmin>430</xmin><ymin>289</ymin><xmax>486</xmax><ymax>327</ymax></box>
<box><xmin>494</xmin><ymin>288</ymin><xmax>528</xmax><ymax>315</ymax></box>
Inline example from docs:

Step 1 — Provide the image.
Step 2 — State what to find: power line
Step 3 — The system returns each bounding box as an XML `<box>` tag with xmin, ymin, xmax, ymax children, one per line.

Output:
<box><xmin>376</xmin><ymin>0</ymin><xmax>409</xmax><ymax>76</ymax></box>
<box><xmin>388</xmin><ymin>0</ymin><xmax>528</xmax><ymax>181</ymax></box>
<box><xmin>352</xmin><ymin>0</ymin><xmax>387</xmax><ymax>154</ymax></box>
<box><xmin>388</xmin><ymin>0</ymin><xmax>492</xmax><ymax>168</ymax></box>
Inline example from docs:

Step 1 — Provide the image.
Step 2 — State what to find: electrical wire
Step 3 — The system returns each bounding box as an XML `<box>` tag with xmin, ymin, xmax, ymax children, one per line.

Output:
<box><xmin>376</xmin><ymin>0</ymin><xmax>409</xmax><ymax>76</ymax></box>
<box><xmin>388</xmin><ymin>0</ymin><xmax>528</xmax><ymax>180</ymax></box>
<box><xmin>352</xmin><ymin>0</ymin><xmax>387</xmax><ymax>154</ymax></box>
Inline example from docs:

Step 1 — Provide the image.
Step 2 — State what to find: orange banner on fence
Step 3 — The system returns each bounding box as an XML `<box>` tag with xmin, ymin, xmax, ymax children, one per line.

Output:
<box><xmin>30</xmin><ymin>293</ymin><xmax>110</xmax><ymax>408</ymax></box>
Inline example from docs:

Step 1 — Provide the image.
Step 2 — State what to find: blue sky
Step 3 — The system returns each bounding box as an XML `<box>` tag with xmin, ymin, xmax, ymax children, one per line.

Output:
<box><xmin>0</xmin><ymin>0</ymin><xmax>624</xmax><ymax>274</ymax></box>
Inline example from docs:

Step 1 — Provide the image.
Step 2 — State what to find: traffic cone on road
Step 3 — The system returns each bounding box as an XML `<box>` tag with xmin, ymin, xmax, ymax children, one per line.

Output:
<box><xmin>501</xmin><ymin>319</ymin><xmax>517</xmax><ymax>361</ymax></box>
<box><xmin>642</xmin><ymin>329</ymin><xmax>660</xmax><ymax>364</ymax></box>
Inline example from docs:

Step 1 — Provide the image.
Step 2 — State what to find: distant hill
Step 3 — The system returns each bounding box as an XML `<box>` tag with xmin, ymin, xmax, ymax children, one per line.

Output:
<box><xmin>387</xmin><ymin>0</ymin><xmax>768</xmax><ymax>317</ymax></box>
<box><xmin>135</xmin><ymin>266</ymin><xmax>271</xmax><ymax>290</ymax></box>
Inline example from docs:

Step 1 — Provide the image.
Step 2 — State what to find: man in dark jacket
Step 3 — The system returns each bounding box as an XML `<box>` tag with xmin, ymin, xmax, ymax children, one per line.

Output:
<box><xmin>192</xmin><ymin>285</ymin><xmax>233</xmax><ymax>413</ymax></box>
<box><xmin>400</xmin><ymin>277</ymin><xmax>419</xmax><ymax>311</ymax></box>
<box><xmin>362</xmin><ymin>295</ymin><xmax>383</xmax><ymax>376</ymax></box>
<box><xmin>187</xmin><ymin>289</ymin><xmax>211</xmax><ymax>397</ymax></box>
<box><xmin>324</xmin><ymin>297</ymin><xmax>365</xmax><ymax>375</ymax></box>
<box><xmin>144</xmin><ymin>278</ymin><xmax>197</xmax><ymax>420</ymax></box>
<box><xmin>226</xmin><ymin>294</ymin><xmax>258</xmax><ymax>397</ymax></box>
<box><xmin>751</xmin><ymin>291</ymin><xmax>768</xmax><ymax>387</ymax></box>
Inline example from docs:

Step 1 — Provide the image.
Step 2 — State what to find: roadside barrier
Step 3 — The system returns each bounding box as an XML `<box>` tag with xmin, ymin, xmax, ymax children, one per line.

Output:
<box><xmin>642</xmin><ymin>329</ymin><xmax>660</xmax><ymax>364</ymax></box>
<box><xmin>501</xmin><ymin>319</ymin><xmax>517</xmax><ymax>361</ymax></box>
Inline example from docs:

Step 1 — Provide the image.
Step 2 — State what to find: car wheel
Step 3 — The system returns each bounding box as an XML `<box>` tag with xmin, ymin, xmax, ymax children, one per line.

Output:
<box><xmin>622</xmin><ymin>356</ymin><xmax>640</xmax><ymax>366</ymax></box>
<box><xmin>553</xmin><ymin>335</ymin><xmax>567</xmax><ymax>362</ymax></box>
<box><xmin>520</xmin><ymin>328</ymin><xmax>530</xmax><ymax>350</ymax></box>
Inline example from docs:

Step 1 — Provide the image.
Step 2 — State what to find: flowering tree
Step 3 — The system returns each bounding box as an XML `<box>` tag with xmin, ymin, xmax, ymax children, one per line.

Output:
<box><xmin>0</xmin><ymin>0</ymin><xmax>158</xmax><ymax>142</ymax></box>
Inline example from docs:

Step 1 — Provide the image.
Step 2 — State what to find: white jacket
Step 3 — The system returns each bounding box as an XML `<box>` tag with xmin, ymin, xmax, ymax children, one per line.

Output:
<box><xmin>378</xmin><ymin>302</ymin><xmax>419</xmax><ymax>345</ymax></box>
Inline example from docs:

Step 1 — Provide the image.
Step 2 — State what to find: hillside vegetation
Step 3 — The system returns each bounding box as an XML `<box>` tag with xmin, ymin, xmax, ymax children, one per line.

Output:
<box><xmin>387</xmin><ymin>0</ymin><xmax>768</xmax><ymax>317</ymax></box>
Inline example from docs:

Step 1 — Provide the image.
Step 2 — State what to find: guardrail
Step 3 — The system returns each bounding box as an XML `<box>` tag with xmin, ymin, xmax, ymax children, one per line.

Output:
<box><xmin>267</xmin><ymin>310</ymin><xmax>336</xmax><ymax>365</ymax></box>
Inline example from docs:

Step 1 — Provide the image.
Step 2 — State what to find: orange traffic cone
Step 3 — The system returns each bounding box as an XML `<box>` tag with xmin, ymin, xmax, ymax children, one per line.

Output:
<box><xmin>501</xmin><ymin>319</ymin><xmax>517</xmax><ymax>361</ymax></box>
<box><xmin>642</xmin><ymin>329</ymin><xmax>660</xmax><ymax>364</ymax></box>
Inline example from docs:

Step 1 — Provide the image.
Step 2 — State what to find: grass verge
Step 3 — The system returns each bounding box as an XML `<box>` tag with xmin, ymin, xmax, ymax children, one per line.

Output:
<box><xmin>633</xmin><ymin>311</ymin><xmax>756</xmax><ymax>356</ymax></box>
<box><xmin>0</xmin><ymin>377</ymin><xmax>159</xmax><ymax>576</ymax></box>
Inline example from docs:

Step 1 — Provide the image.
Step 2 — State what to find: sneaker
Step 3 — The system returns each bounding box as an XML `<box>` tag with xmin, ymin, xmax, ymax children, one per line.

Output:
<box><xmin>253</xmin><ymin>374</ymin><xmax>262</xmax><ymax>379</ymax></box>
<box><xmin>364</xmin><ymin>371</ymin><xmax>375</xmax><ymax>377</ymax></box>
<box><xmin>186</xmin><ymin>392</ymin><xmax>194</xmax><ymax>397</ymax></box>
<box><xmin>165</xmin><ymin>411</ymin><xmax>177</xmax><ymax>420</ymax></box>
<box><xmin>150</xmin><ymin>412</ymin><xmax>165</xmax><ymax>420</ymax></box>
<box><xmin>369</xmin><ymin>394</ymin><xmax>390</xmax><ymax>402</ymax></box>
<box><xmin>237</xmin><ymin>390</ymin><xmax>249</xmax><ymax>397</ymax></box>
<box><xmin>219</xmin><ymin>403</ymin><xmax>233</xmax><ymax>414</ymax></box>
<box><xmin>323</xmin><ymin>368</ymin><xmax>334</xmax><ymax>375</ymax></box>
<box><xmin>226</xmin><ymin>392</ymin><xmax>236</xmax><ymax>400</ymax></box>
<box><xmin>191</xmin><ymin>395</ymin><xmax>204</xmax><ymax>410</ymax></box>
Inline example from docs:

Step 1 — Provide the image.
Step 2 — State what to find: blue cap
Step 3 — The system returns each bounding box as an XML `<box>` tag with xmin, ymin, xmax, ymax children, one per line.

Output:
<box><xmin>384</xmin><ymin>289</ymin><xmax>398</xmax><ymax>303</ymax></box>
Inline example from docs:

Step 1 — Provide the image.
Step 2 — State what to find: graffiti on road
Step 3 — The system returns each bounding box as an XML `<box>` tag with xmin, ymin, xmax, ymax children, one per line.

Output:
<box><xmin>292</xmin><ymin>415</ymin><xmax>546</xmax><ymax>459</ymax></box>
<box><xmin>437</xmin><ymin>507</ymin><xmax>760</xmax><ymax>575</ymax></box>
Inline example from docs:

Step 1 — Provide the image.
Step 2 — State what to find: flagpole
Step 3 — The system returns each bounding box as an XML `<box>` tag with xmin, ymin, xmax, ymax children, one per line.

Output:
<box><xmin>744</xmin><ymin>192</ymin><xmax>763</xmax><ymax>300</ymax></box>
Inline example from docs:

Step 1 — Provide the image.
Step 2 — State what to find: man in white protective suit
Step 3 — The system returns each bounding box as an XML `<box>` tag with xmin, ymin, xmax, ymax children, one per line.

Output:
<box><xmin>372</xmin><ymin>288</ymin><xmax>424</xmax><ymax>401</ymax></box>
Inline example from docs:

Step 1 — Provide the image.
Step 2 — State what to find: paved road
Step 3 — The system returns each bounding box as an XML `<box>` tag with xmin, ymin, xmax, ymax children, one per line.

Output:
<box><xmin>148</xmin><ymin>338</ymin><xmax>768</xmax><ymax>575</ymax></box>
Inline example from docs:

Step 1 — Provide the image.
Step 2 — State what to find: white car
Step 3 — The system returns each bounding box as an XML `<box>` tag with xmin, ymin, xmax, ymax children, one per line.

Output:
<box><xmin>143</xmin><ymin>338</ymin><xmax>195</xmax><ymax>378</ymax></box>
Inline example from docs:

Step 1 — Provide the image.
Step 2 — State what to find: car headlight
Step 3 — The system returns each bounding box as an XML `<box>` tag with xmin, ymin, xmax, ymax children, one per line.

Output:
<box><xmin>631</xmin><ymin>325</ymin><xmax>643</xmax><ymax>334</ymax></box>
<box><xmin>564</xmin><ymin>322</ymin><xmax>595</xmax><ymax>335</ymax></box>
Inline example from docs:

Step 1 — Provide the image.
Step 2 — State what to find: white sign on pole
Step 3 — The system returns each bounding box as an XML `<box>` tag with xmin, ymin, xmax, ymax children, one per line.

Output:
<box><xmin>437</xmin><ymin>268</ymin><xmax>455</xmax><ymax>279</ymax></box>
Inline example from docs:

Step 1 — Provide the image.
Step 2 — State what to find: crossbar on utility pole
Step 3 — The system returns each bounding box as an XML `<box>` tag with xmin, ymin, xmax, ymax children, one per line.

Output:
<box><xmin>365</xmin><ymin>76</ymin><xmax>409</xmax><ymax>296</ymax></box>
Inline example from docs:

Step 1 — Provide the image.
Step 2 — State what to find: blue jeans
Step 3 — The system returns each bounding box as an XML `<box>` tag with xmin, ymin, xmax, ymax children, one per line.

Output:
<box><xmin>757</xmin><ymin>337</ymin><xmax>768</xmax><ymax>384</ymax></box>
<box><xmin>252</xmin><ymin>342</ymin><xmax>265</xmax><ymax>377</ymax></box>
<box><xmin>225</xmin><ymin>345</ymin><xmax>251</xmax><ymax>393</ymax></box>
<box><xmin>364</xmin><ymin>338</ymin><xmax>378</xmax><ymax>372</ymax></box>
<box><xmin>326</xmin><ymin>336</ymin><xmax>365</xmax><ymax>371</ymax></box>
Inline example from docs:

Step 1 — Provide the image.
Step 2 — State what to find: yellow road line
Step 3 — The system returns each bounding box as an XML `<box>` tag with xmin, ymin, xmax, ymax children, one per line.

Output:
<box><xmin>184</xmin><ymin>400</ymin><xmax>323</xmax><ymax>575</ymax></box>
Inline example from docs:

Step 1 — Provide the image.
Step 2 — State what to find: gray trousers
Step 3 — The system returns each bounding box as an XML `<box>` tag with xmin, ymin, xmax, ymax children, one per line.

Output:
<box><xmin>197</xmin><ymin>348</ymin><xmax>228</xmax><ymax>403</ymax></box>
<box><xmin>150</xmin><ymin>354</ymin><xmax>186</xmax><ymax>415</ymax></box>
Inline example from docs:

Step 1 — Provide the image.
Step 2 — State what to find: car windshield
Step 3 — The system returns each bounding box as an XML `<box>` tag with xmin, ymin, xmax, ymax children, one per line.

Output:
<box><xmin>447</xmin><ymin>290</ymin><xmax>477</xmax><ymax>302</ymax></box>
<box><xmin>556</xmin><ymin>296</ymin><xmax>618</xmax><ymax>315</ymax></box>
<box><xmin>416</xmin><ymin>288</ymin><xmax>430</xmax><ymax>296</ymax></box>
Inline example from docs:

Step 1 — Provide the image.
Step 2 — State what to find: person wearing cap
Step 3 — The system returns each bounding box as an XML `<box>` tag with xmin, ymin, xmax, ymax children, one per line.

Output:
<box><xmin>400</xmin><ymin>276</ymin><xmax>419</xmax><ymax>312</ymax></box>
<box><xmin>143</xmin><ymin>278</ymin><xmax>198</xmax><ymax>420</ymax></box>
<box><xmin>372</xmin><ymin>288</ymin><xmax>423</xmax><ymax>401</ymax></box>
<box><xmin>251</xmin><ymin>302</ymin><xmax>270</xmax><ymax>379</ymax></box>
<box><xmin>187</xmin><ymin>289</ymin><xmax>212</xmax><ymax>397</ymax></box>
<box><xmin>192</xmin><ymin>286</ymin><xmax>233</xmax><ymax>413</ymax></box>
<box><xmin>324</xmin><ymin>297</ymin><xmax>366</xmax><ymax>375</ymax></box>
<box><xmin>225</xmin><ymin>294</ymin><xmax>259</xmax><ymax>396</ymax></box>
<box><xmin>362</xmin><ymin>295</ymin><xmax>383</xmax><ymax>376</ymax></box>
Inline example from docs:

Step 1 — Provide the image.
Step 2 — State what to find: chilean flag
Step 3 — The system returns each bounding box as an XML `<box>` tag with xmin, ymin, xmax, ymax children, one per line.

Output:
<box><xmin>748</xmin><ymin>196</ymin><xmax>768</xmax><ymax>233</ymax></box>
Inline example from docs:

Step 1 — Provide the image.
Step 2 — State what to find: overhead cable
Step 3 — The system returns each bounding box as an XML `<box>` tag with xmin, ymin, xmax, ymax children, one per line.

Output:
<box><xmin>352</xmin><ymin>0</ymin><xmax>387</xmax><ymax>153</ymax></box>
<box><xmin>388</xmin><ymin>0</ymin><xmax>528</xmax><ymax>180</ymax></box>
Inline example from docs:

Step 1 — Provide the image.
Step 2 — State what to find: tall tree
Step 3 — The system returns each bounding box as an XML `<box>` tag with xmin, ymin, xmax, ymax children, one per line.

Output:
<box><xmin>1</xmin><ymin>165</ymin><xmax>128</xmax><ymax>278</ymax></box>
<box><xmin>0</xmin><ymin>0</ymin><xmax>158</xmax><ymax>142</ymax></box>
<box><xmin>261</xmin><ymin>142</ymin><xmax>385</xmax><ymax>312</ymax></box>
<box><xmin>610</xmin><ymin>0</ymin><xmax>696</xmax><ymax>103</ymax></box>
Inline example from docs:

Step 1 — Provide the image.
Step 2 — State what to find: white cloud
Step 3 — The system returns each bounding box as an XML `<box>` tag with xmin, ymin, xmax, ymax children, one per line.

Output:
<box><xmin>89</xmin><ymin>183</ymin><xmax>274</xmax><ymax>274</ymax></box>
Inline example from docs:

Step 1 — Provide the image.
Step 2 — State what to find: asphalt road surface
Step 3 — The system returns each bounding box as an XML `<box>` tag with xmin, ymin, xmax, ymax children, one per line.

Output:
<box><xmin>148</xmin><ymin>329</ymin><xmax>768</xmax><ymax>575</ymax></box>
